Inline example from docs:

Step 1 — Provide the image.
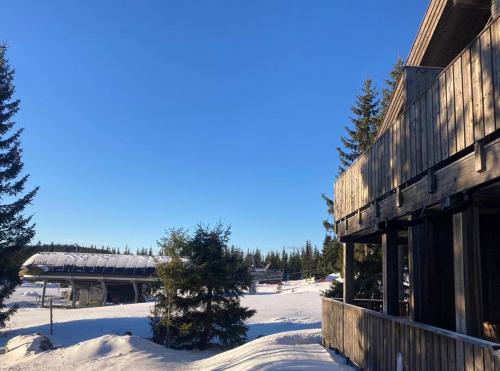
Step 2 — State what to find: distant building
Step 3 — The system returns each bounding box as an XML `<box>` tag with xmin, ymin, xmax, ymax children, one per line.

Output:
<box><xmin>20</xmin><ymin>252</ymin><xmax>169</xmax><ymax>308</ymax></box>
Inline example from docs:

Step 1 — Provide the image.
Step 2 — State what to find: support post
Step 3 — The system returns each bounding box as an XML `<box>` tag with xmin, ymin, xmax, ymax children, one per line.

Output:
<box><xmin>132</xmin><ymin>281</ymin><xmax>139</xmax><ymax>303</ymax></box>
<box><xmin>249</xmin><ymin>280</ymin><xmax>257</xmax><ymax>295</ymax></box>
<box><xmin>70</xmin><ymin>279</ymin><xmax>77</xmax><ymax>309</ymax></box>
<box><xmin>408</xmin><ymin>221</ymin><xmax>425</xmax><ymax>321</ymax></box>
<box><xmin>398</xmin><ymin>245</ymin><xmax>405</xmax><ymax>302</ymax></box>
<box><xmin>100</xmin><ymin>279</ymin><xmax>107</xmax><ymax>306</ymax></box>
<box><xmin>453</xmin><ymin>207</ymin><xmax>483</xmax><ymax>336</ymax></box>
<box><xmin>382</xmin><ymin>226</ymin><xmax>399</xmax><ymax>315</ymax></box>
<box><xmin>343</xmin><ymin>242</ymin><xmax>354</xmax><ymax>304</ymax></box>
<box><xmin>41</xmin><ymin>279</ymin><xmax>47</xmax><ymax>308</ymax></box>
<box><xmin>49</xmin><ymin>298</ymin><xmax>53</xmax><ymax>335</ymax></box>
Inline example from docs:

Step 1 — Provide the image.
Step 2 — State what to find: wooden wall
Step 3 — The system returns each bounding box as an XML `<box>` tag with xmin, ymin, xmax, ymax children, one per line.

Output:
<box><xmin>333</xmin><ymin>16</ymin><xmax>500</xmax><ymax>225</ymax></box>
<box><xmin>322</xmin><ymin>298</ymin><xmax>500</xmax><ymax>371</ymax></box>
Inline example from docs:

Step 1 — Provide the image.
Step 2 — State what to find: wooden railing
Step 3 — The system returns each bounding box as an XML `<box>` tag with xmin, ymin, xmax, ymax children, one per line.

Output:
<box><xmin>331</xmin><ymin>297</ymin><xmax>409</xmax><ymax>316</ymax></box>
<box><xmin>333</xmin><ymin>16</ymin><xmax>500</xmax><ymax>223</ymax></box>
<box><xmin>322</xmin><ymin>298</ymin><xmax>500</xmax><ymax>370</ymax></box>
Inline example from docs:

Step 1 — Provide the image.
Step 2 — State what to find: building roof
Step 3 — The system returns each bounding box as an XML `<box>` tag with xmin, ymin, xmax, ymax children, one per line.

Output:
<box><xmin>376</xmin><ymin>0</ymin><xmax>491</xmax><ymax>139</ymax></box>
<box><xmin>21</xmin><ymin>252</ymin><xmax>170</xmax><ymax>277</ymax></box>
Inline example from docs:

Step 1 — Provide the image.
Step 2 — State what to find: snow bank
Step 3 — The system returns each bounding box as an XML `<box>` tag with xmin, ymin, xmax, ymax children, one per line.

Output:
<box><xmin>0</xmin><ymin>331</ymin><xmax>353</xmax><ymax>371</ymax></box>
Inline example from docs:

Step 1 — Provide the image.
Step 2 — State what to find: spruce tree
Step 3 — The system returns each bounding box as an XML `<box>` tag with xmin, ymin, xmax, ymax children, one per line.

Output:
<box><xmin>320</xmin><ymin>193</ymin><xmax>335</xmax><ymax>233</ymax></box>
<box><xmin>377</xmin><ymin>57</ymin><xmax>405</xmax><ymax>131</ymax></box>
<box><xmin>151</xmin><ymin>224</ymin><xmax>255</xmax><ymax>349</ymax></box>
<box><xmin>0</xmin><ymin>45</ymin><xmax>38</xmax><ymax>327</ymax></box>
<box><xmin>336</xmin><ymin>79</ymin><xmax>379</xmax><ymax>174</ymax></box>
<box><xmin>280</xmin><ymin>248</ymin><xmax>288</xmax><ymax>278</ymax></box>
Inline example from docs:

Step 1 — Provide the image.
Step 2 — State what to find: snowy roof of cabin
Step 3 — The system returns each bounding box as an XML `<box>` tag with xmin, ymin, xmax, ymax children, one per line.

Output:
<box><xmin>21</xmin><ymin>252</ymin><xmax>170</xmax><ymax>275</ymax></box>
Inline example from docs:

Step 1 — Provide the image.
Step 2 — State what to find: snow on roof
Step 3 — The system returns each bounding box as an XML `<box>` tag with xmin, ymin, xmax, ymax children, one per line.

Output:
<box><xmin>21</xmin><ymin>252</ymin><xmax>170</xmax><ymax>275</ymax></box>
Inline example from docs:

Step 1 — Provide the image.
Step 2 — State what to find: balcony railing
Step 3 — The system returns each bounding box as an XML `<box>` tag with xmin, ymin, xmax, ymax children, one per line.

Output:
<box><xmin>333</xmin><ymin>16</ymin><xmax>500</xmax><ymax>225</ymax></box>
<box><xmin>322</xmin><ymin>298</ymin><xmax>500</xmax><ymax>370</ymax></box>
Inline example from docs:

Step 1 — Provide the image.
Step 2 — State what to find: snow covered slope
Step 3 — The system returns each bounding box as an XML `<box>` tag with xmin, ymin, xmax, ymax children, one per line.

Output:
<box><xmin>0</xmin><ymin>280</ymin><xmax>349</xmax><ymax>370</ymax></box>
<box><xmin>2</xmin><ymin>280</ymin><xmax>330</xmax><ymax>347</ymax></box>
<box><xmin>1</xmin><ymin>330</ymin><xmax>352</xmax><ymax>370</ymax></box>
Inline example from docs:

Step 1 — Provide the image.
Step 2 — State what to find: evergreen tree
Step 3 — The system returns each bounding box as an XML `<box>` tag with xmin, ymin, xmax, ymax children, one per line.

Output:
<box><xmin>151</xmin><ymin>228</ymin><xmax>188</xmax><ymax>346</ymax></box>
<box><xmin>336</xmin><ymin>79</ymin><xmax>379</xmax><ymax>174</ymax></box>
<box><xmin>0</xmin><ymin>45</ymin><xmax>38</xmax><ymax>327</ymax></box>
<box><xmin>318</xmin><ymin>235</ymin><xmax>342</xmax><ymax>277</ymax></box>
<box><xmin>288</xmin><ymin>249</ymin><xmax>302</xmax><ymax>280</ymax></box>
<box><xmin>280</xmin><ymin>248</ymin><xmax>288</xmax><ymax>278</ymax></box>
<box><xmin>321</xmin><ymin>193</ymin><xmax>335</xmax><ymax>233</ymax></box>
<box><xmin>301</xmin><ymin>241</ymin><xmax>314</xmax><ymax>279</ymax></box>
<box><xmin>377</xmin><ymin>57</ymin><xmax>405</xmax><ymax>130</ymax></box>
<box><xmin>151</xmin><ymin>224</ymin><xmax>255</xmax><ymax>349</ymax></box>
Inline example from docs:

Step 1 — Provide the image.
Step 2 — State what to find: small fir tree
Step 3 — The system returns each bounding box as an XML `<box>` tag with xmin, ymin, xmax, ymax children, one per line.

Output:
<box><xmin>151</xmin><ymin>224</ymin><xmax>255</xmax><ymax>349</ymax></box>
<box><xmin>0</xmin><ymin>45</ymin><xmax>38</xmax><ymax>327</ymax></box>
<box><xmin>150</xmin><ymin>228</ymin><xmax>188</xmax><ymax>346</ymax></box>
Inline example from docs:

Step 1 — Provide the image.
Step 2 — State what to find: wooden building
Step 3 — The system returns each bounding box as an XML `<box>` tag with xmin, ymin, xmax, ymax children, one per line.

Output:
<box><xmin>322</xmin><ymin>0</ymin><xmax>500</xmax><ymax>369</ymax></box>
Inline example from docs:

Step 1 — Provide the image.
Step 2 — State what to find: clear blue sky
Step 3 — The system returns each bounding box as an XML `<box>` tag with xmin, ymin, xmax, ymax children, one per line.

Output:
<box><xmin>1</xmin><ymin>1</ymin><xmax>427</xmax><ymax>253</ymax></box>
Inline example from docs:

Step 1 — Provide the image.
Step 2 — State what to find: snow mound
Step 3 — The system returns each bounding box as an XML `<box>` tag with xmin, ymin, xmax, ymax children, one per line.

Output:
<box><xmin>5</xmin><ymin>333</ymin><xmax>53</xmax><ymax>356</ymax></box>
<box><xmin>0</xmin><ymin>334</ymin><xmax>200</xmax><ymax>370</ymax></box>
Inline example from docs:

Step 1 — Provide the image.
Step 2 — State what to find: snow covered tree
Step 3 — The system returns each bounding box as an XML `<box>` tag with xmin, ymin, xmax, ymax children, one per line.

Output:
<box><xmin>151</xmin><ymin>224</ymin><xmax>255</xmax><ymax>349</ymax></box>
<box><xmin>337</xmin><ymin>79</ymin><xmax>378</xmax><ymax>174</ymax></box>
<box><xmin>0</xmin><ymin>44</ymin><xmax>38</xmax><ymax>327</ymax></box>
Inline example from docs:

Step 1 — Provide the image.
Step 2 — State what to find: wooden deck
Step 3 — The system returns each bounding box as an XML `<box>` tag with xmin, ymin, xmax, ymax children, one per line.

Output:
<box><xmin>334</xmin><ymin>16</ymin><xmax>500</xmax><ymax>237</ymax></box>
<box><xmin>322</xmin><ymin>298</ymin><xmax>500</xmax><ymax>370</ymax></box>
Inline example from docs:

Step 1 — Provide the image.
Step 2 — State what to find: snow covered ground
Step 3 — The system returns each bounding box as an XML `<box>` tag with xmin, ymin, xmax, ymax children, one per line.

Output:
<box><xmin>1</xmin><ymin>279</ymin><xmax>352</xmax><ymax>370</ymax></box>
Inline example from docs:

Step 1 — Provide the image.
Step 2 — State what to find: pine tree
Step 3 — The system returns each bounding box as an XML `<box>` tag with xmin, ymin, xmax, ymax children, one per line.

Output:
<box><xmin>151</xmin><ymin>228</ymin><xmax>188</xmax><ymax>346</ymax></box>
<box><xmin>151</xmin><ymin>224</ymin><xmax>255</xmax><ymax>349</ymax></box>
<box><xmin>301</xmin><ymin>241</ymin><xmax>314</xmax><ymax>279</ymax></box>
<box><xmin>280</xmin><ymin>248</ymin><xmax>288</xmax><ymax>278</ymax></box>
<box><xmin>336</xmin><ymin>79</ymin><xmax>379</xmax><ymax>174</ymax></box>
<box><xmin>318</xmin><ymin>235</ymin><xmax>342</xmax><ymax>277</ymax></box>
<box><xmin>377</xmin><ymin>57</ymin><xmax>405</xmax><ymax>131</ymax></box>
<box><xmin>321</xmin><ymin>193</ymin><xmax>335</xmax><ymax>233</ymax></box>
<box><xmin>0</xmin><ymin>45</ymin><xmax>38</xmax><ymax>327</ymax></box>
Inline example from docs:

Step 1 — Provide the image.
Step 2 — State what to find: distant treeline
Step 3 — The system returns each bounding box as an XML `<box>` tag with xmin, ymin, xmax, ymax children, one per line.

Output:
<box><xmin>243</xmin><ymin>235</ymin><xmax>342</xmax><ymax>280</ymax></box>
<box><xmin>14</xmin><ymin>243</ymin><xmax>154</xmax><ymax>268</ymax></box>
<box><xmin>20</xmin><ymin>239</ymin><xmax>342</xmax><ymax>282</ymax></box>
<box><xmin>26</xmin><ymin>242</ymin><xmax>154</xmax><ymax>256</ymax></box>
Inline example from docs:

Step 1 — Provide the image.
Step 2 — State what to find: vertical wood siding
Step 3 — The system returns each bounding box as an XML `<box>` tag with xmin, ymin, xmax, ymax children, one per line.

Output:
<box><xmin>333</xmin><ymin>17</ymin><xmax>500</xmax><ymax>223</ymax></box>
<box><xmin>322</xmin><ymin>298</ymin><xmax>500</xmax><ymax>371</ymax></box>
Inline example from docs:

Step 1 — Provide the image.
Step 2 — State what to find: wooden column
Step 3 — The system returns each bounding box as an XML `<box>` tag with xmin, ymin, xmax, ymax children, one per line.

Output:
<box><xmin>70</xmin><ymin>279</ymin><xmax>77</xmax><ymax>309</ymax></box>
<box><xmin>100</xmin><ymin>279</ymin><xmax>107</xmax><ymax>306</ymax></box>
<box><xmin>343</xmin><ymin>242</ymin><xmax>354</xmax><ymax>304</ymax></box>
<box><xmin>453</xmin><ymin>207</ymin><xmax>483</xmax><ymax>336</ymax></box>
<box><xmin>382</xmin><ymin>226</ymin><xmax>399</xmax><ymax>315</ymax></box>
<box><xmin>408</xmin><ymin>222</ymin><xmax>425</xmax><ymax>321</ymax></box>
<box><xmin>132</xmin><ymin>281</ymin><xmax>139</xmax><ymax>303</ymax></box>
<box><xmin>41</xmin><ymin>279</ymin><xmax>47</xmax><ymax>308</ymax></box>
